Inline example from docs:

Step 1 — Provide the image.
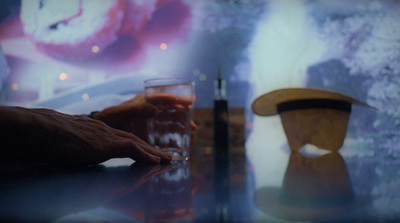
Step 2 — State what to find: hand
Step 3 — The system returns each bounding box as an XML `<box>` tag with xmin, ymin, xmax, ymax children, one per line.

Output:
<box><xmin>94</xmin><ymin>94</ymin><xmax>197</xmax><ymax>143</ymax></box>
<box><xmin>0</xmin><ymin>107</ymin><xmax>172</xmax><ymax>166</ymax></box>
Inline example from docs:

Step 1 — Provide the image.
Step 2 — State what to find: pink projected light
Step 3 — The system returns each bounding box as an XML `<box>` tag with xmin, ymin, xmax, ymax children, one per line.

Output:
<box><xmin>0</xmin><ymin>0</ymin><xmax>193</xmax><ymax>106</ymax></box>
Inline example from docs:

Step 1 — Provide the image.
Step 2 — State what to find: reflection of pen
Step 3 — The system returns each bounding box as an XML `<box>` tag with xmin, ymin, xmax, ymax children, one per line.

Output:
<box><xmin>213</xmin><ymin>66</ymin><xmax>230</xmax><ymax>222</ymax></box>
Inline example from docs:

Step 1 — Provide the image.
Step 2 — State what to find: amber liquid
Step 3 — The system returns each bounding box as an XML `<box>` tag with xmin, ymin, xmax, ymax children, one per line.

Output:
<box><xmin>145</xmin><ymin>88</ymin><xmax>194</xmax><ymax>160</ymax></box>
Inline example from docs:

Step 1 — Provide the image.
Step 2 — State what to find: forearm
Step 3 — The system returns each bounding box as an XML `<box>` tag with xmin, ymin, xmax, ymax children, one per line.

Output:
<box><xmin>0</xmin><ymin>106</ymin><xmax>70</xmax><ymax>159</ymax></box>
<box><xmin>0</xmin><ymin>106</ymin><xmax>31</xmax><ymax>127</ymax></box>
<box><xmin>0</xmin><ymin>105</ymin><xmax>171</xmax><ymax>167</ymax></box>
<box><xmin>0</xmin><ymin>107</ymin><xmax>39</xmax><ymax>165</ymax></box>
<box><xmin>0</xmin><ymin>106</ymin><xmax>36</xmax><ymax>145</ymax></box>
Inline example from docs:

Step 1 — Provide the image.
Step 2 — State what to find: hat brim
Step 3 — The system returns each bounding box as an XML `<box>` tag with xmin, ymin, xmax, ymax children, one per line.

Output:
<box><xmin>252</xmin><ymin>88</ymin><xmax>370</xmax><ymax>116</ymax></box>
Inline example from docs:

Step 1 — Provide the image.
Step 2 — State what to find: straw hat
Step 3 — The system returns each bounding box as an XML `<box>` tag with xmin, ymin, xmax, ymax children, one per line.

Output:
<box><xmin>251</xmin><ymin>88</ymin><xmax>372</xmax><ymax>151</ymax></box>
<box><xmin>252</xmin><ymin>88</ymin><xmax>369</xmax><ymax>116</ymax></box>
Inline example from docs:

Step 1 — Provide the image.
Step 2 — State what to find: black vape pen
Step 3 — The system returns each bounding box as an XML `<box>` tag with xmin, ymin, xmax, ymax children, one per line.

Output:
<box><xmin>214</xmin><ymin>66</ymin><xmax>230</xmax><ymax>222</ymax></box>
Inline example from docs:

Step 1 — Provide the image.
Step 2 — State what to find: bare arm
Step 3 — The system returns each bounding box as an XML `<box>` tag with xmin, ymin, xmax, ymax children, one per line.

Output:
<box><xmin>0</xmin><ymin>106</ymin><xmax>171</xmax><ymax>166</ymax></box>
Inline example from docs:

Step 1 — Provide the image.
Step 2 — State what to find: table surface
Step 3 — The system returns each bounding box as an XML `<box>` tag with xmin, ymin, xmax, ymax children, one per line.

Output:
<box><xmin>1</xmin><ymin>144</ymin><xmax>400</xmax><ymax>223</ymax></box>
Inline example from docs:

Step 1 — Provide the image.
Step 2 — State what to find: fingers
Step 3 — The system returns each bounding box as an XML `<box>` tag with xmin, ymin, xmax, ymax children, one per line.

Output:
<box><xmin>111</xmin><ymin>129</ymin><xmax>172</xmax><ymax>163</ymax></box>
<box><xmin>111</xmin><ymin>138</ymin><xmax>161</xmax><ymax>163</ymax></box>
<box><xmin>191</xmin><ymin>120</ymin><xmax>198</xmax><ymax>131</ymax></box>
<box><xmin>143</xmin><ymin>103</ymin><xmax>158</xmax><ymax>116</ymax></box>
<box><xmin>146</xmin><ymin>93</ymin><xmax>193</xmax><ymax>106</ymax></box>
<box><xmin>130</xmin><ymin>134</ymin><xmax>173</xmax><ymax>162</ymax></box>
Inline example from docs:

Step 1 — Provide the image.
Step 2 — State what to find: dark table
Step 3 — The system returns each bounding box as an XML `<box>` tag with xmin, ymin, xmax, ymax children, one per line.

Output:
<box><xmin>1</xmin><ymin>140</ymin><xmax>400</xmax><ymax>222</ymax></box>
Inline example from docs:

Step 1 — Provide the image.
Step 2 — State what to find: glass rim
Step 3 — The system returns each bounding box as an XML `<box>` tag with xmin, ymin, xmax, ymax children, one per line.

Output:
<box><xmin>144</xmin><ymin>78</ymin><xmax>194</xmax><ymax>88</ymax></box>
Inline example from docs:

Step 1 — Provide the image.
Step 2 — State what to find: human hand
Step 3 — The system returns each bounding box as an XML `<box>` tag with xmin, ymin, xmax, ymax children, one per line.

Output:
<box><xmin>0</xmin><ymin>107</ymin><xmax>172</xmax><ymax>166</ymax></box>
<box><xmin>94</xmin><ymin>94</ymin><xmax>197</xmax><ymax>143</ymax></box>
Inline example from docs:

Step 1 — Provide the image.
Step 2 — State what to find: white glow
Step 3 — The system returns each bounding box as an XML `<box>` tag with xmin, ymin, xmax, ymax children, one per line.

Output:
<box><xmin>20</xmin><ymin>0</ymin><xmax>117</xmax><ymax>43</ymax></box>
<box><xmin>82</xmin><ymin>93</ymin><xmax>89</xmax><ymax>101</ymax></box>
<box><xmin>246</xmin><ymin>0</ymin><xmax>328</xmax><ymax>189</ymax></box>
<box><xmin>249</xmin><ymin>0</ymin><xmax>326</xmax><ymax>97</ymax></box>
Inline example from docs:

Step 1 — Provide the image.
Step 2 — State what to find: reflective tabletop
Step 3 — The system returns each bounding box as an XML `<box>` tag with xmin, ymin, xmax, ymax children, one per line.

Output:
<box><xmin>1</xmin><ymin>142</ymin><xmax>400</xmax><ymax>223</ymax></box>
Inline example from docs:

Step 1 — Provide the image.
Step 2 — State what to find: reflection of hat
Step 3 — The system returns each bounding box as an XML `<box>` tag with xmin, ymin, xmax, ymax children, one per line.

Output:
<box><xmin>251</xmin><ymin>88</ymin><xmax>372</xmax><ymax>151</ymax></box>
<box><xmin>254</xmin><ymin>152</ymin><xmax>365</xmax><ymax>221</ymax></box>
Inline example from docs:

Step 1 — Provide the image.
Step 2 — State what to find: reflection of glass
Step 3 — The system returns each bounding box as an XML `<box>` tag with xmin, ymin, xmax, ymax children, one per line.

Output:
<box><xmin>103</xmin><ymin>163</ymin><xmax>193</xmax><ymax>222</ymax></box>
<box><xmin>145</xmin><ymin>78</ymin><xmax>195</xmax><ymax>160</ymax></box>
<box><xmin>254</xmin><ymin>152</ymin><xmax>357</xmax><ymax>221</ymax></box>
<box><xmin>146</xmin><ymin>161</ymin><xmax>194</xmax><ymax>222</ymax></box>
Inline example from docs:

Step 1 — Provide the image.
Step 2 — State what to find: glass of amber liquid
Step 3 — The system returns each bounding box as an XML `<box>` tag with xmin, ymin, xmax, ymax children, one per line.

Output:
<box><xmin>144</xmin><ymin>78</ymin><xmax>195</xmax><ymax>160</ymax></box>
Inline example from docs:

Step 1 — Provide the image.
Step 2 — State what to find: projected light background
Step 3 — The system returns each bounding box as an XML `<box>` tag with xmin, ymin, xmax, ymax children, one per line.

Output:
<box><xmin>0</xmin><ymin>0</ymin><xmax>399</xmax><ymax>159</ymax></box>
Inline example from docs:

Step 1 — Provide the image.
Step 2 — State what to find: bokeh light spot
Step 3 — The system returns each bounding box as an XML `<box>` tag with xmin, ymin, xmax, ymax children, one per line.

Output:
<box><xmin>160</xmin><ymin>43</ymin><xmax>168</xmax><ymax>50</ymax></box>
<box><xmin>91</xmin><ymin>45</ymin><xmax>100</xmax><ymax>53</ymax></box>
<box><xmin>59</xmin><ymin>72</ymin><xmax>67</xmax><ymax>81</ymax></box>
<box><xmin>193</xmin><ymin>69</ymin><xmax>201</xmax><ymax>76</ymax></box>
<box><xmin>82</xmin><ymin>93</ymin><xmax>89</xmax><ymax>101</ymax></box>
<box><xmin>199</xmin><ymin>73</ymin><xmax>207</xmax><ymax>81</ymax></box>
<box><xmin>11</xmin><ymin>82</ymin><xmax>18</xmax><ymax>90</ymax></box>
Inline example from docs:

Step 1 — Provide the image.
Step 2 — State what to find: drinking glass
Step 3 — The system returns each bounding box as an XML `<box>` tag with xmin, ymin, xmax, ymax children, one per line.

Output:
<box><xmin>144</xmin><ymin>78</ymin><xmax>195</xmax><ymax>160</ymax></box>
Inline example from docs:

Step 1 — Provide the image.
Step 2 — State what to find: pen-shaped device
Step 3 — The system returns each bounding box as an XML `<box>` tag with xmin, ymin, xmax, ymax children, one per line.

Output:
<box><xmin>214</xmin><ymin>66</ymin><xmax>229</xmax><ymax>154</ymax></box>
<box><xmin>213</xmin><ymin>66</ymin><xmax>230</xmax><ymax>222</ymax></box>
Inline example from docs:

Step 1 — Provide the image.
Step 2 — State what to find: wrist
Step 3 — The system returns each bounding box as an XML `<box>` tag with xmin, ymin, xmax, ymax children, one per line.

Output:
<box><xmin>88</xmin><ymin>111</ymin><xmax>99</xmax><ymax>119</ymax></box>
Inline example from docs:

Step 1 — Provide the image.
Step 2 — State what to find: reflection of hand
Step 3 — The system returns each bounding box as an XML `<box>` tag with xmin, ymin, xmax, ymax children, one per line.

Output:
<box><xmin>78</xmin><ymin>164</ymin><xmax>173</xmax><ymax>202</ymax></box>
<box><xmin>116</xmin><ymin>163</ymin><xmax>173</xmax><ymax>196</ymax></box>
<box><xmin>0</xmin><ymin>106</ymin><xmax>171</xmax><ymax>166</ymax></box>
<box><xmin>94</xmin><ymin>94</ymin><xmax>197</xmax><ymax>143</ymax></box>
<box><xmin>1</xmin><ymin>164</ymin><xmax>173</xmax><ymax>222</ymax></box>
<box><xmin>74</xmin><ymin>164</ymin><xmax>172</xmax><ymax>210</ymax></box>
